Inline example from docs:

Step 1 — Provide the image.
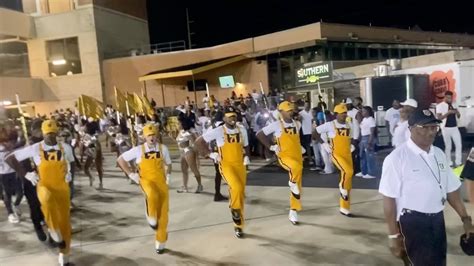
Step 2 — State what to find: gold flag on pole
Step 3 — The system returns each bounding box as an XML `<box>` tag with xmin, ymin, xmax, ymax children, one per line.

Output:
<box><xmin>140</xmin><ymin>94</ymin><xmax>155</xmax><ymax>117</ymax></box>
<box><xmin>80</xmin><ymin>95</ymin><xmax>104</xmax><ymax>119</ymax></box>
<box><xmin>114</xmin><ymin>87</ymin><xmax>128</xmax><ymax>114</ymax></box>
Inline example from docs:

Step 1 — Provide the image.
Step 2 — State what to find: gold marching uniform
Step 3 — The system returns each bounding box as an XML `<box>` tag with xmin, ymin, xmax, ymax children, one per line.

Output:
<box><xmin>330</xmin><ymin>105</ymin><xmax>354</xmax><ymax>213</ymax></box>
<box><xmin>37</xmin><ymin>126</ymin><xmax>71</xmax><ymax>256</ymax></box>
<box><xmin>275</xmin><ymin>120</ymin><xmax>303</xmax><ymax>211</ymax></box>
<box><xmin>217</xmin><ymin>126</ymin><xmax>247</xmax><ymax>228</ymax></box>
<box><xmin>138</xmin><ymin>143</ymin><xmax>169</xmax><ymax>244</ymax></box>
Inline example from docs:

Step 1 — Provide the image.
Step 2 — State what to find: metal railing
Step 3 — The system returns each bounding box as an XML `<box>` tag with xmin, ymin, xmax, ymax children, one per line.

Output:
<box><xmin>103</xmin><ymin>40</ymin><xmax>187</xmax><ymax>59</ymax></box>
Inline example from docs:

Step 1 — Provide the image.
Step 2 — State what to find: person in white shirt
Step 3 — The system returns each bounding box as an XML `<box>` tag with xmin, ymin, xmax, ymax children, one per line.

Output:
<box><xmin>117</xmin><ymin>124</ymin><xmax>172</xmax><ymax>254</ymax></box>
<box><xmin>257</xmin><ymin>101</ymin><xmax>305</xmax><ymax>224</ymax></box>
<box><xmin>436</xmin><ymin>91</ymin><xmax>462</xmax><ymax>167</ymax></box>
<box><xmin>392</xmin><ymin>99</ymin><xmax>418</xmax><ymax>148</ymax></box>
<box><xmin>356</xmin><ymin>106</ymin><xmax>377</xmax><ymax>179</ymax></box>
<box><xmin>7</xmin><ymin>120</ymin><xmax>75</xmax><ymax>266</ymax></box>
<box><xmin>202</xmin><ymin>94</ymin><xmax>209</xmax><ymax>109</ymax></box>
<box><xmin>346</xmin><ymin>97</ymin><xmax>362</xmax><ymax>175</ymax></box>
<box><xmin>0</xmin><ymin>129</ymin><xmax>23</xmax><ymax>224</ymax></box>
<box><xmin>299</xmin><ymin>102</ymin><xmax>314</xmax><ymax>164</ymax></box>
<box><xmin>195</xmin><ymin>106</ymin><xmax>250</xmax><ymax>238</ymax></box>
<box><xmin>313</xmin><ymin>104</ymin><xmax>355</xmax><ymax>216</ymax></box>
<box><xmin>251</xmin><ymin>89</ymin><xmax>261</xmax><ymax>104</ymax></box>
<box><xmin>379</xmin><ymin>109</ymin><xmax>473</xmax><ymax>265</ymax></box>
<box><xmin>384</xmin><ymin>100</ymin><xmax>401</xmax><ymax>136</ymax></box>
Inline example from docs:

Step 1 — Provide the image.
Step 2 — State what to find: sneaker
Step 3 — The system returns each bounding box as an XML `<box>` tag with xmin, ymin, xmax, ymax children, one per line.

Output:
<box><xmin>319</xmin><ymin>170</ymin><xmax>334</xmax><ymax>175</ymax></box>
<box><xmin>362</xmin><ymin>175</ymin><xmax>376</xmax><ymax>179</ymax></box>
<box><xmin>177</xmin><ymin>186</ymin><xmax>189</xmax><ymax>193</ymax></box>
<box><xmin>58</xmin><ymin>253</ymin><xmax>69</xmax><ymax>266</ymax></box>
<box><xmin>8</xmin><ymin>214</ymin><xmax>20</xmax><ymax>224</ymax></box>
<box><xmin>339</xmin><ymin>208</ymin><xmax>354</xmax><ymax>218</ymax></box>
<box><xmin>155</xmin><ymin>241</ymin><xmax>166</xmax><ymax>254</ymax></box>
<box><xmin>12</xmin><ymin>205</ymin><xmax>22</xmax><ymax>218</ymax></box>
<box><xmin>195</xmin><ymin>184</ymin><xmax>203</xmax><ymax>193</ymax></box>
<box><xmin>265</xmin><ymin>158</ymin><xmax>271</xmax><ymax>162</ymax></box>
<box><xmin>234</xmin><ymin>227</ymin><xmax>244</xmax><ymax>238</ymax></box>
<box><xmin>288</xmin><ymin>181</ymin><xmax>300</xmax><ymax>196</ymax></box>
<box><xmin>310</xmin><ymin>166</ymin><xmax>322</xmax><ymax>171</ymax></box>
<box><xmin>289</xmin><ymin>210</ymin><xmax>299</xmax><ymax>225</ymax></box>
<box><xmin>355</xmin><ymin>172</ymin><xmax>363</xmax><ymax>177</ymax></box>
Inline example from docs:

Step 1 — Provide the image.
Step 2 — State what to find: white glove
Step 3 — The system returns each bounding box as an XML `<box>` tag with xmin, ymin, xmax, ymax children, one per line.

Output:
<box><xmin>25</xmin><ymin>172</ymin><xmax>39</xmax><ymax>186</ymax></box>
<box><xmin>243</xmin><ymin>156</ymin><xmax>250</xmax><ymax>166</ymax></box>
<box><xmin>166</xmin><ymin>173</ymin><xmax>171</xmax><ymax>185</ymax></box>
<box><xmin>322</xmin><ymin>143</ymin><xmax>332</xmax><ymax>154</ymax></box>
<box><xmin>269</xmin><ymin>145</ymin><xmax>280</xmax><ymax>154</ymax></box>
<box><xmin>65</xmin><ymin>172</ymin><xmax>72</xmax><ymax>183</ymax></box>
<box><xmin>350</xmin><ymin>144</ymin><xmax>355</xmax><ymax>152</ymax></box>
<box><xmin>129</xmin><ymin>173</ymin><xmax>140</xmax><ymax>184</ymax></box>
<box><xmin>209</xmin><ymin>152</ymin><xmax>221</xmax><ymax>163</ymax></box>
<box><xmin>301</xmin><ymin>146</ymin><xmax>306</xmax><ymax>154</ymax></box>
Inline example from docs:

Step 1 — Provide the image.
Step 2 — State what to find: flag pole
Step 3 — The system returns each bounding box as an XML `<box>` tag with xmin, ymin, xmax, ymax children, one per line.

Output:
<box><xmin>259</xmin><ymin>81</ymin><xmax>268</xmax><ymax>109</ymax></box>
<box><xmin>125</xmin><ymin>100</ymin><xmax>136</xmax><ymax>146</ymax></box>
<box><xmin>114</xmin><ymin>86</ymin><xmax>121</xmax><ymax>125</ymax></box>
<box><xmin>317</xmin><ymin>81</ymin><xmax>326</xmax><ymax>123</ymax></box>
<box><xmin>15</xmin><ymin>94</ymin><xmax>29</xmax><ymax>145</ymax></box>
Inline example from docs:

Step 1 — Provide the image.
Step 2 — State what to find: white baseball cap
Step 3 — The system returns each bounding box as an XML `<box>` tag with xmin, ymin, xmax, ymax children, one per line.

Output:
<box><xmin>401</xmin><ymin>99</ymin><xmax>418</xmax><ymax>108</ymax></box>
<box><xmin>345</xmin><ymin>97</ymin><xmax>353</xmax><ymax>104</ymax></box>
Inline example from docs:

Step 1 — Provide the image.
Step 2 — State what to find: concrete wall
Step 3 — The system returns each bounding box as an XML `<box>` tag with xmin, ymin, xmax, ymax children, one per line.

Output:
<box><xmin>253</xmin><ymin>23</ymin><xmax>321</xmax><ymax>53</ymax></box>
<box><xmin>102</xmin><ymin>39</ymin><xmax>255</xmax><ymax>104</ymax></box>
<box><xmin>0</xmin><ymin>76</ymin><xmax>43</xmax><ymax>102</ymax></box>
<box><xmin>113</xmin><ymin>60</ymin><xmax>268</xmax><ymax>108</ymax></box>
<box><xmin>320</xmin><ymin>23</ymin><xmax>474</xmax><ymax>47</ymax></box>
<box><xmin>93</xmin><ymin>6</ymin><xmax>149</xmax><ymax>59</ymax></box>
<box><xmin>26</xmin><ymin>6</ymin><xmax>102</xmax><ymax>112</ymax></box>
<box><xmin>93</xmin><ymin>0</ymin><xmax>147</xmax><ymax>20</ymax></box>
<box><xmin>0</xmin><ymin>7</ymin><xmax>35</xmax><ymax>38</ymax></box>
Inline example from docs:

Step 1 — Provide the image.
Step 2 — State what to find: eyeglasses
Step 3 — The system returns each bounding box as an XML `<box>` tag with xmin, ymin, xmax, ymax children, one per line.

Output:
<box><xmin>414</xmin><ymin>125</ymin><xmax>440</xmax><ymax>131</ymax></box>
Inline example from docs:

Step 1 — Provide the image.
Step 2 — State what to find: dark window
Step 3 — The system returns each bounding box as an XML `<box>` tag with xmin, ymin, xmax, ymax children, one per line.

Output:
<box><xmin>400</xmin><ymin>49</ymin><xmax>409</xmax><ymax>58</ymax></box>
<box><xmin>369</xmin><ymin>48</ymin><xmax>379</xmax><ymax>59</ymax></box>
<box><xmin>344</xmin><ymin>47</ymin><xmax>356</xmax><ymax>60</ymax></box>
<box><xmin>331</xmin><ymin>47</ymin><xmax>343</xmax><ymax>60</ymax></box>
<box><xmin>46</xmin><ymin>37</ymin><xmax>82</xmax><ymax>76</ymax></box>
<box><xmin>357</xmin><ymin>48</ymin><xmax>368</xmax><ymax>59</ymax></box>
<box><xmin>380</xmin><ymin>49</ymin><xmax>389</xmax><ymax>59</ymax></box>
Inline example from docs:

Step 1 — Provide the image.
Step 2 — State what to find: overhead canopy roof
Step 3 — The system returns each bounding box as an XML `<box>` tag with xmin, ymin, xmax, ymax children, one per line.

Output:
<box><xmin>138</xmin><ymin>55</ymin><xmax>248</xmax><ymax>82</ymax></box>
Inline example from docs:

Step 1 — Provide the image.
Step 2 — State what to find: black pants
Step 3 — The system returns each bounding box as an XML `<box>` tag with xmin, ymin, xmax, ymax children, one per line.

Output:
<box><xmin>69</xmin><ymin>163</ymin><xmax>75</xmax><ymax>199</ymax></box>
<box><xmin>352</xmin><ymin>141</ymin><xmax>361</xmax><ymax>174</ymax></box>
<box><xmin>1</xmin><ymin>172</ymin><xmax>23</xmax><ymax>214</ymax></box>
<box><xmin>399</xmin><ymin>210</ymin><xmax>446</xmax><ymax>266</ymax></box>
<box><xmin>20</xmin><ymin>160</ymin><xmax>44</xmax><ymax>229</ymax></box>
<box><xmin>300</xmin><ymin>134</ymin><xmax>312</xmax><ymax>160</ymax></box>
<box><xmin>214</xmin><ymin>163</ymin><xmax>223</xmax><ymax>195</ymax></box>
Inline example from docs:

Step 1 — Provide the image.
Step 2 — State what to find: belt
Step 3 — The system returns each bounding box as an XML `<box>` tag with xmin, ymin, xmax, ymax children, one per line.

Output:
<box><xmin>401</xmin><ymin>208</ymin><xmax>443</xmax><ymax>217</ymax></box>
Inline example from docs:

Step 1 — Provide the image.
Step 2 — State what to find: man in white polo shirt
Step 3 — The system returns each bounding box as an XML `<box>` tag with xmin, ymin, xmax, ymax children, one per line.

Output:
<box><xmin>299</xmin><ymin>102</ymin><xmax>314</xmax><ymax>165</ymax></box>
<box><xmin>379</xmin><ymin>109</ymin><xmax>473</xmax><ymax>265</ymax></box>
<box><xmin>436</xmin><ymin>91</ymin><xmax>462</xmax><ymax>167</ymax></box>
<box><xmin>392</xmin><ymin>99</ymin><xmax>417</xmax><ymax>148</ymax></box>
<box><xmin>384</xmin><ymin>99</ymin><xmax>401</xmax><ymax>137</ymax></box>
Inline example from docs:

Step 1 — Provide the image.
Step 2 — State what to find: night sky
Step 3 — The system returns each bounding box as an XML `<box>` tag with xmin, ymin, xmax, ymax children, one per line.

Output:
<box><xmin>147</xmin><ymin>0</ymin><xmax>473</xmax><ymax>48</ymax></box>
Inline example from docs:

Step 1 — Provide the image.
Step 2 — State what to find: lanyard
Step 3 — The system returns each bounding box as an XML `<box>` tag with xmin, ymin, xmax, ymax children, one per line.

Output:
<box><xmin>419</xmin><ymin>154</ymin><xmax>446</xmax><ymax>205</ymax></box>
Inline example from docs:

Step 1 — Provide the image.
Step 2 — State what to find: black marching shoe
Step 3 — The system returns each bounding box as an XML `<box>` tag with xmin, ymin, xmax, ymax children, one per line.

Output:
<box><xmin>234</xmin><ymin>227</ymin><xmax>244</xmax><ymax>239</ymax></box>
<box><xmin>34</xmin><ymin>226</ymin><xmax>47</xmax><ymax>242</ymax></box>
<box><xmin>214</xmin><ymin>194</ymin><xmax>228</xmax><ymax>202</ymax></box>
